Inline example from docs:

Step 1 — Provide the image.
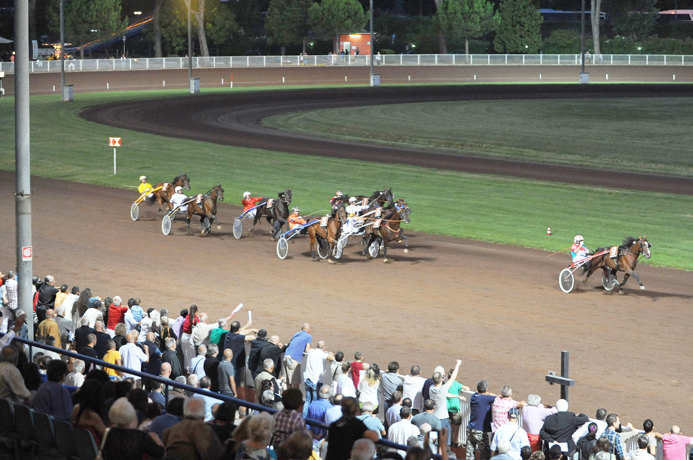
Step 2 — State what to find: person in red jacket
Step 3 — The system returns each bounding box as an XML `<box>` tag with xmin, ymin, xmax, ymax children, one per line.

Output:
<box><xmin>106</xmin><ymin>296</ymin><xmax>129</xmax><ymax>335</ymax></box>
<box><xmin>242</xmin><ymin>191</ymin><xmax>264</xmax><ymax>218</ymax></box>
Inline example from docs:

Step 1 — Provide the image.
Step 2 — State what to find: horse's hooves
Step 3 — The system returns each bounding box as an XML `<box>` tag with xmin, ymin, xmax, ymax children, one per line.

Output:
<box><xmin>216</xmin><ymin>226</ymin><xmax>221</xmax><ymax>230</ymax></box>
<box><xmin>404</xmin><ymin>248</ymin><xmax>409</xmax><ymax>254</ymax></box>
<box><xmin>328</xmin><ymin>259</ymin><xmax>336</xmax><ymax>264</ymax></box>
<box><xmin>383</xmin><ymin>258</ymin><xmax>388</xmax><ymax>263</ymax></box>
<box><xmin>640</xmin><ymin>286</ymin><xmax>646</xmax><ymax>290</ymax></box>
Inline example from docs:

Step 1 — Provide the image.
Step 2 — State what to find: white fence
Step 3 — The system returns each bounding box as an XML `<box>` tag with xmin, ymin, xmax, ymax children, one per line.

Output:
<box><xmin>2</xmin><ymin>53</ymin><xmax>693</xmax><ymax>74</ymax></box>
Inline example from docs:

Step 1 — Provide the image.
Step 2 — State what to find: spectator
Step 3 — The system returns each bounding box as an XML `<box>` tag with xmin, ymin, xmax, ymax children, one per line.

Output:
<box><xmin>422</xmin><ymin>365</ymin><xmax>443</xmax><ymax>402</ymax></box>
<box><xmin>248</xmin><ymin>328</ymin><xmax>268</xmax><ymax>379</ymax></box>
<box><xmin>382</xmin><ymin>361</ymin><xmax>404</xmax><ymax>413</ymax></box>
<box><xmin>540</xmin><ymin>399</ymin><xmax>589</xmax><ymax>456</ymax></box>
<box><xmin>189</xmin><ymin>344</ymin><xmax>207</xmax><ymax>378</ymax></box>
<box><xmin>358</xmin><ymin>401</ymin><xmax>387</xmax><ymax>438</ymax></box>
<box><xmin>62</xmin><ymin>285</ymin><xmax>79</xmax><ymax>332</ymax></box>
<box><xmin>80</xmin><ymin>333</ymin><xmax>99</xmax><ymax>373</ymax></box>
<box><xmin>257</xmin><ymin>334</ymin><xmax>287</xmax><ymax>378</ymax></box>
<box><xmin>106</xmin><ymin>296</ymin><xmax>128</xmax><ymax>334</ymax></box>
<box><xmin>330</xmin><ymin>351</ymin><xmax>345</xmax><ymax>389</ymax></box>
<box><xmin>283</xmin><ymin>323</ymin><xmax>313</xmax><ymax>389</ymax></box>
<box><xmin>64</xmin><ymin>359</ymin><xmax>86</xmax><ymax>387</ymax></box>
<box><xmin>631</xmin><ymin>434</ymin><xmax>656</xmax><ymax>460</ymax></box>
<box><xmin>531</xmin><ymin>452</ymin><xmax>546</xmax><ymax>460</ymax></box>
<box><xmin>0</xmin><ymin>345</ymin><xmax>32</xmax><ymax>404</ymax></box>
<box><xmin>101</xmin><ymin>397</ymin><xmax>165</xmax><ymax>460</ymax></box>
<box><xmin>163</xmin><ymin>397</ymin><xmax>224</xmax><ymax>460</ymax></box>
<box><xmin>222</xmin><ymin>319</ymin><xmax>257</xmax><ymax>387</ymax></box>
<box><xmin>82</xmin><ymin>300</ymin><xmax>104</xmax><ymax>328</ymax></box>
<box><xmin>576</xmin><ymin>423</ymin><xmax>600</xmax><ymax>460</ymax></box>
<box><xmin>113</xmin><ymin>323</ymin><xmax>128</xmax><ymax>349</ymax></box>
<box><xmin>198</xmin><ymin>376</ymin><xmax>223</xmax><ymax>421</ymax></box>
<box><xmin>325</xmin><ymin>394</ymin><xmax>344</xmax><ymax>425</ymax></box>
<box><xmin>37</xmin><ymin>308</ymin><xmax>62</xmax><ymax>348</ymax></box>
<box><xmin>75</xmin><ymin>288</ymin><xmax>92</xmax><ymax>325</ymax></box>
<box><xmin>446</xmin><ymin>366</ymin><xmax>470</xmax><ymax>447</ymax></box>
<box><xmin>137</xmin><ymin>310</ymin><xmax>153</xmax><ymax>343</ymax></box>
<box><xmin>208</xmin><ymin>316</ymin><xmax>229</xmax><ymax>348</ymax></box>
<box><xmin>143</xmin><ymin>332</ymin><xmax>162</xmax><ymax>377</ymax></box>
<box><xmin>303</xmin><ymin>339</ymin><xmax>335</xmax><ymax>417</ymax></box>
<box><xmin>191</xmin><ymin>312</ymin><xmax>215</xmax><ymax>347</ymax></box>
<box><xmin>204</xmin><ymin>343</ymin><xmax>221</xmax><ymax>392</ymax></box>
<box><xmin>523</xmin><ymin>394</ymin><xmax>558</xmax><ymax>452</ymax></box>
<box><xmin>306</xmin><ymin>384</ymin><xmax>333</xmax><ymax>439</ymax></box>
<box><xmin>119</xmin><ymin>330</ymin><xmax>149</xmax><ymax>384</ymax></box>
<box><xmin>549</xmin><ymin>445</ymin><xmax>564</xmax><ymax>460</ymax></box>
<box><xmin>491</xmin><ymin>408</ymin><xmax>531</xmax><ymax>460</ymax></box>
<box><xmin>162</xmin><ymin>337</ymin><xmax>183</xmax><ymax>380</ymax></box>
<box><xmin>387</xmin><ymin>406</ymin><xmax>420</xmax><ymax>457</ymax></box>
<box><xmin>351</xmin><ymin>438</ymin><xmax>376</xmax><ymax>460</ymax></box>
<box><xmin>254</xmin><ymin>358</ymin><xmax>282</xmax><ymax>404</ymax></box>
<box><xmin>642</xmin><ymin>419</ymin><xmax>660</xmax><ymax>456</ymax></box>
<box><xmin>402</xmin><ymin>365</ymin><xmax>426</xmax><ymax>414</ymax></box>
<box><xmin>277</xmin><ymin>429</ymin><xmax>314</xmax><ymax>460</ymax></box>
<box><xmin>43</xmin><ymin>336</ymin><xmax>62</xmax><ymax>360</ymax></box>
<box><xmin>148</xmin><ymin>380</ymin><xmax>166</xmax><ymax>407</ymax></box>
<box><xmin>171</xmin><ymin>309</ymin><xmax>188</xmax><ymax>339</ymax></box>
<box><xmin>93</xmin><ymin>320</ymin><xmax>111</xmax><ymax>358</ymax></box>
<box><xmin>207</xmin><ymin>401</ymin><xmax>237</xmax><ymax>445</ymax></box>
<box><xmin>493</xmin><ymin>385</ymin><xmax>526</xmax><ymax>433</ymax></box>
<box><xmin>54</xmin><ymin>304</ymin><xmax>72</xmax><ymax>349</ymax></box>
<box><xmin>358</xmin><ymin>363</ymin><xmax>382</xmax><ymax>413</ymax></box>
<box><xmin>218</xmin><ymin>348</ymin><xmax>237</xmax><ymax>397</ymax></box>
<box><xmin>351</xmin><ymin>351</ymin><xmax>367</xmax><ymax>387</ymax></box>
<box><xmin>326</xmin><ymin>396</ymin><xmax>379</xmax><ymax>460</ymax></box>
<box><xmin>662</xmin><ymin>426</ymin><xmax>693</xmax><ymax>460</ymax></box>
<box><xmin>74</xmin><ymin>317</ymin><xmax>95</xmax><ymax>353</ymax></box>
<box><xmin>572</xmin><ymin>409</ymin><xmax>609</xmax><ymax>447</ymax></box>
<box><xmin>412</xmin><ymin>399</ymin><xmax>443</xmax><ymax>432</ymax></box>
<box><xmin>139</xmin><ymin>402</ymin><xmax>163</xmax><ymax>431</ymax></box>
<box><xmin>467</xmin><ymin>379</ymin><xmax>497</xmax><ymax>460</ymax></box>
<box><xmin>273</xmin><ymin>388</ymin><xmax>306</xmax><ymax>447</ymax></box>
<box><xmin>147</xmin><ymin>395</ymin><xmax>184</xmax><ymax>439</ymax></box>
<box><xmin>72</xmin><ymin>379</ymin><xmax>107</xmax><ymax>446</ymax></box>
<box><xmin>335</xmin><ymin>361</ymin><xmax>357</xmax><ymax>397</ymax></box>
<box><xmin>235</xmin><ymin>412</ymin><xmax>277</xmax><ymax>459</ymax></box>
<box><xmin>522</xmin><ymin>446</ymin><xmax>533</xmax><ymax>460</ymax></box>
<box><xmin>186</xmin><ymin>374</ymin><xmax>200</xmax><ymax>397</ymax></box>
<box><xmin>429</xmin><ymin>359</ymin><xmax>463</xmax><ymax>446</ymax></box>
<box><xmin>55</xmin><ymin>284</ymin><xmax>69</xmax><ymax>307</ymax></box>
<box><xmin>387</xmin><ymin>390</ymin><xmax>404</xmax><ymax>428</ymax></box>
<box><xmin>594</xmin><ymin>436</ymin><xmax>616</xmax><ymax>460</ymax></box>
<box><xmin>130</xmin><ymin>298</ymin><xmax>144</xmax><ymax>323</ymax></box>
<box><xmin>128</xmin><ymin>388</ymin><xmax>150</xmax><ymax>424</ymax></box>
<box><xmin>124</xmin><ymin>300</ymin><xmax>139</xmax><ymax>334</ymax></box>
<box><xmin>180</xmin><ymin>304</ymin><xmax>199</xmax><ymax>370</ymax></box>
<box><xmin>102</xmin><ymin>340</ymin><xmax>123</xmax><ymax>378</ymax></box>
<box><xmin>36</xmin><ymin>275</ymin><xmax>59</xmax><ymax>323</ymax></box>
<box><xmin>170</xmin><ymin>376</ymin><xmax>188</xmax><ymax>400</ymax></box>
<box><xmin>159</xmin><ymin>316</ymin><xmax>176</xmax><ymax>343</ymax></box>
<box><xmin>493</xmin><ymin>440</ymin><xmax>515</xmax><ymax>460</ymax></box>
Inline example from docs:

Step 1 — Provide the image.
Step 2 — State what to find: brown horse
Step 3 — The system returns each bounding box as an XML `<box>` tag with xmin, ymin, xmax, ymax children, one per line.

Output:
<box><xmin>362</xmin><ymin>199</ymin><xmax>411</xmax><ymax>262</ymax></box>
<box><xmin>153</xmin><ymin>174</ymin><xmax>191</xmax><ymax>212</ymax></box>
<box><xmin>582</xmin><ymin>236</ymin><xmax>652</xmax><ymax>291</ymax></box>
<box><xmin>306</xmin><ymin>204</ymin><xmax>347</xmax><ymax>262</ymax></box>
<box><xmin>186</xmin><ymin>185</ymin><xmax>224</xmax><ymax>236</ymax></box>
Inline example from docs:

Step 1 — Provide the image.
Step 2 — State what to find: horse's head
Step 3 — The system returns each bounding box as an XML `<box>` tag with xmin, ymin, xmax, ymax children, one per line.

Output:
<box><xmin>182</xmin><ymin>174</ymin><xmax>190</xmax><ymax>191</ymax></box>
<box><xmin>283</xmin><ymin>188</ymin><xmax>292</xmax><ymax>204</ymax></box>
<box><xmin>384</xmin><ymin>188</ymin><xmax>394</xmax><ymax>204</ymax></box>
<box><xmin>335</xmin><ymin>203</ymin><xmax>348</xmax><ymax>223</ymax></box>
<box><xmin>394</xmin><ymin>199</ymin><xmax>411</xmax><ymax>224</ymax></box>
<box><xmin>214</xmin><ymin>185</ymin><xmax>225</xmax><ymax>202</ymax></box>
<box><xmin>640</xmin><ymin>235</ymin><xmax>651</xmax><ymax>259</ymax></box>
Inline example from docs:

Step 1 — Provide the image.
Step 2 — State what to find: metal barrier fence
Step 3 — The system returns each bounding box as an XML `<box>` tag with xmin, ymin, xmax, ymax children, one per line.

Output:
<box><xmin>2</xmin><ymin>53</ymin><xmax>693</xmax><ymax>74</ymax></box>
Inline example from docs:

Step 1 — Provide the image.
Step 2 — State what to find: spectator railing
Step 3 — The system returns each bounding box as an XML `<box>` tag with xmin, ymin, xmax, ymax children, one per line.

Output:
<box><xmin>1</xmin><ymin>53</ymin><xmax>693</xmax><ymax>74</ymax></box>
<box><xmin>3</xmin><ymin>334</ymin><xmax>440</xmax><ymax>458</ymax></box>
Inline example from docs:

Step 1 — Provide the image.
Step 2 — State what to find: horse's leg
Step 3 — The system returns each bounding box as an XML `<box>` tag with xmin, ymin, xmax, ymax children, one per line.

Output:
<box><xmin>186</xmin><ymin>212</ymin><xmax>192</xmax><ymax>235</ymax></box>
<box><xmin>627</xmin><ymin>270</ymin><xmax>645</xmax><ymax>290</ymax></box>
<box><xmin>401</xmin><ymin>234</ymin><xmax>409</xmax><ymax>254</ymax></box>
<box><xmin>363</xmin><ymin>233</ymin><xmax>374</xmax><ymax>259</ymax></box>
<box><xmin>214</xmin><ymin>213</ymin><xmax>221</xmax><ymax>230</ymax></box>
<box><xmin>309</xmin><ymin>229</ymin><xmax>318</xmax><ymax>261</ymax></box>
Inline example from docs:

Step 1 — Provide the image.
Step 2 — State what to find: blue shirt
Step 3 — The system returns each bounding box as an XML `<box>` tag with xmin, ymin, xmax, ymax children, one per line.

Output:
<box><xmin>358</xmin><ymin>414</ymin><xmax>386</xmax><ymax>438</ymax></box>
<box><xmin>130</xmin><ymin>305</ymin><xmax>144</xmax><ymax>323</ymax></box>
<box><xmin>200</xmin><ymin>392</ymin><xmax>224</xmax><ymax>421</ymax></box>
<box><xmin>285</xmin><ymin>330</ymin><xmax>312</xmax><ymax>362</ymax></box>
<box><xmin>147</xmin><ymin>414</ymin><xmax>181</xmax><ymax>439</ymax></box>
<box><xmin>148</xmin><ymin>391</ymin><xmax>166</xmax><ymax>408</ymax></box>
<box><xmin>306</xmin><ymin>398</ymin><xmax>333</xmax><ymax>436</ymax></box>
<box><xmin>32</xmin><ymin>381</ymin><xmax>74</xmax><ymax>422</ymax></box>
<box><xmin>469</xmin><ymin>393</ymin><xmax>497</xmax><ymax>432</ymax></box>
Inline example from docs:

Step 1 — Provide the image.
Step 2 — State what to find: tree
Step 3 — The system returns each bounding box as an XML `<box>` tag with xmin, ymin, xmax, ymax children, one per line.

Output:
<box><xmin>493</xmin><ymin>0</ymin><xmax>542</xmax><ymax>54</ymax></box>
<box><xmin>609</xmin><ymin>0</ymin><xmax>658</xmax><ymax>41</ymax></box>
<box><xmin>591</xmin><ymin>0</ymin><xmax>602</xmax><ymax>56</ymax></box>
<box><xmin>266</xmin><ymin>0</ymin><xmax>313</xmax><ymax>55</ymax></box>
<box><xmin>47</xmin><ymin>0</ymin><xmax>127</xmax><ymax>59</ymax></box>
<box><xmin>308</xmin><ymin>0</ymin><xmax>367</xmax><ymax>53</ymax></box>
<box><xmin>184</xmin><ymin>0</ymin><xmax>209</xmax><ymax>57</ymax></box>
<box><xmin>435</xmin><ymin>0</ymin><xmax>497</xmax><ymax>56</ymax></box>
<box><xmin>153</xmin><ymin>0</ymin><xmax>165</xmax><ymax>57</ymax></box>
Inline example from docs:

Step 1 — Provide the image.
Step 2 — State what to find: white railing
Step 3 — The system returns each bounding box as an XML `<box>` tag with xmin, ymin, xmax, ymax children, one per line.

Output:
<box><xmin>2</xmin><ymin>53</ymin><xmax>693</xmax><ymax>74</ymax></box>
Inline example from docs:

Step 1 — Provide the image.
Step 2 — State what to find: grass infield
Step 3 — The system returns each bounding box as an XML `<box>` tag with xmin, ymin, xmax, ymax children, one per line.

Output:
<box><xmin>1</xmin><ymin>87</ymin><xmax>691</xmax><ymax>270</ymax></box>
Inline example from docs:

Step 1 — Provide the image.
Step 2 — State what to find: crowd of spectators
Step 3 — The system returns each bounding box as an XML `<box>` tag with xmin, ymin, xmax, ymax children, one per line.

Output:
<box><xmin>0</xmin><ymin>272</ymin><xmax>691</xmax><ymax>460</ymax></box>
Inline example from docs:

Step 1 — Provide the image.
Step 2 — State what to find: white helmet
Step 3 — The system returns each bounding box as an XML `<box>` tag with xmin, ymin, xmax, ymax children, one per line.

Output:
<box><xmin>175</xmin><ymin>186</ymin><xmax>182</xmax><ymax>192</ymax></box>
<box><xmin>243</xmin><ymin>191</ymin><xmax>251</xmax><ymax>198</ymax></box>
<box><xmin>336</xmin><ymin>191</ymin><xmax>343</xmax><ymax>197</ymax></box>
<box><xmin>140</xmin><ymin>175</ymin><xmax>147</xmax><ymax>181</ymax></box>
<box><xmin>574</xmin><ymin>235</ymin><xmax>584</xmax><ymax>243</ymax></box>
<box><xmin>292</xmin><ymin>207</ymin><xmax>300</xmax><ymax>213</ymax></box>
<box><xmin>348</xmin><ymin>197</ymin><xmax>357</xmax><ymax>204</ymax></box>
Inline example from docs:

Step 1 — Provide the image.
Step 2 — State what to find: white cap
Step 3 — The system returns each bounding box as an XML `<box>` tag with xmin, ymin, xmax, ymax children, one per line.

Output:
<box><xmin>140</xmin><ymin>176</ymin><xmax>147</xmax><ymax>181</ymax></box>
<box><xmin>175</xmin><ymin>186</ymin><xmax>182</xmax><ymax>192</ymax></box>
<box><xmin>349</xmin><ymin>197</ymin><xmax>357</xmax><ymax>203</ymax></box>
<box><xmin>243</xmin><ymin>191</ymin><xmax>251</xmax><ymax>198</ymax></box>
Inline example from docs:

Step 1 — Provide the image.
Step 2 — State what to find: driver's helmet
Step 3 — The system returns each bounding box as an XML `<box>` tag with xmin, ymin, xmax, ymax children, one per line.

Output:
<box><xmin>348</xmin><ymin>197</ymin><xmax>357</xmax><ymax>204</ymax></box>
<box><xmin>140</xmin><ymin>175</ymin><xmax>147</xmax><ymax>181</ymax></box>
<box><xmin>175</xmin><ymin>186</ymin><xmax>182</xmax><ymax>193</ymax></box>
<box><xmin>243</xmin><ymin>191</ymin><xmax>251</xmax><ymax>198</ymax></box>
<box><xmin>574</xmin><ymin>235</ymin><xmax>584</xmax><ymax>244</ymax></box>
<box><xmin>336</xmin><ymin>191</ymin><xmax>343</xmax><ymax>197</ymax></box>
<box><xmin>292</xmin><ymin>207</ymin><xmax>300</xmax><ymax>213</ymax></box>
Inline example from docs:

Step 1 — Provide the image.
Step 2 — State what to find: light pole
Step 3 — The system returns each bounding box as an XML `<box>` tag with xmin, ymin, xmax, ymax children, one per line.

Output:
<box><xmin>369</xmin><ymin>0</ymin><xmax>378</xmax><ymax>86</ymax></box>
<box><xmin>60</xmin><ymin>0</ymin><xmax>66</xmax><ymax>100</ymax></box>
<box><xmin>122</xmin><ymin>35</ymin><xmax>126</xmax><ymax>58</ymax></box>
<box><xmin>187</xmin><ymin>0</ymin><xmax>193</xmax><ymax>82</ymax></box>
<box><xmin>579</xmin><ymin>0</ymin><xmax>588</xmax><ymax>84</ymax></box>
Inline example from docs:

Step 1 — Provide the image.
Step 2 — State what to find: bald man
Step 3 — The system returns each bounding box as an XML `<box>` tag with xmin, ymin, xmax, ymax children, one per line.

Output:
<box><xmin>37</xmin><ymin>309</ymin><xmax>62</xmax><ymax>348</ymax></box>
<box><xmin>217</xmin><ymin>348</ymin><xmax>237</xmax><ymax>397</ymax></box>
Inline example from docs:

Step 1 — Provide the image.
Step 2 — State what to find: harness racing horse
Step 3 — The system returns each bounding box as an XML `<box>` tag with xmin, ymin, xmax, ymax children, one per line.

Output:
<box><xmin>582</xmin><ymin>236</ymin><xmax>652</xmax><ymax>291</ymax></box>
<box><xmin>331</xmin><ymin>189</ymin><xmax>395</xmax><ymax>216</ymax></box>
<box><xmin>306</xmin><ymin>204</ymin><xmax>348</xmax><ymax>262</ymax></box>
<box><xmin>153</xmin><ymin>174</ymin><xmax>191</xmax><ymax>212</ymax></box>
<box><xmin>361</xmin><ymin>198</ymin><xmax>411</xmax><ymax>262</ymax></box>
<box><xmin>186</xmin><ymin>185</ymin><xmax>224</xmax><ymax>236</ymax></box>
<box><xmin>250</xmin><ymin>188</ymin><xmax>292</xmax><ymax>239</ymax></box>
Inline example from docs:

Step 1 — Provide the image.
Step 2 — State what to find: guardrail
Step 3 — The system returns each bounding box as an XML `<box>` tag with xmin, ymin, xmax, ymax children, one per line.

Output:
<box><xmin>2</xmin><ymin>53</ymin><xmax>693</xmax><ymax>74</ymax></box>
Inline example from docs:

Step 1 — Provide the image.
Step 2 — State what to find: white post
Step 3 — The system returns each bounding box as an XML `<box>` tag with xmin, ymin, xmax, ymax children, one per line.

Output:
<box><xmin>503</xmin><ymin>55</ymin><xmax>506</xmax><ymax>65</ymax></box>
<box><xmin>540</xmin><ymin>54</ymin><xmax>543</xmax><ymax>65</ymax></box>
<box><xmin>129</xmin><ymin>59</ymin><xmax>132</xmax><ymax>70</ymax></box>
<box><xmin>163</xmin><ymin>59</ymin><xmax>166</xmax><ymax>69</ymax></box>
<box><xmin>280</xmin><ymin>56</ymin><xmax>283</xmax><ymax>66</ymax></box>
<box><xmin>263</xmin><ymin>56</ymin><xmax>266</xmax><ymax>67</ymax></box>
<box><xmin>400</xmin><ymin>55</ymin><xmax>402</xmax><ymax>65</ymax></box>
<box><xmin>453</xmin><ymin>55</ymin><xmax>456</xmax><ymax>65</ymax></box>
<box><xmin>248</xmin><ymin>56</ymin><xmax>250</xmax><ymax>67</ymax></box>
<box><xmin>113</xmin><ymin>148</ymin><xmax>117</xmax><ymax>175</ymax></box>
<box><xmin>435</xmin><ymin>54</ymin><xmax>437</xmax><ymax>65</ymax></box>
<box><xmin>629</xmin><ymin>55</ymin><xmax>631</xmax><ymax>65</ymax></box>
<box><xmin>314</xmin><ymin>55</ymin><xmax>317</xmax><ymax>66</ymax></box>
<box><xmin>214</xmin><ymin>56</ymin><xmax>216</xmax><ymax>68</ymax></box>
<box><xmin>146</xmin><ymin>59</ymin><xmax>149</xmax><ymax>69</ymax></box>
<box><xmin>664</xmin><ymin>55</ymin><xmax>667</xmax><ymax>65</ymax></box>
<box><xmin>523</xmin><ymin>55</ymin><xmax>525</xmax><ymax>65</ymax></box>
<box><xmin>418</xmin><ymin>55</ymin><xmax>420</xmax><ymax>65</ymax></box>
<box><xmin>646</xmin><ymin>55</ymin><xmax>649</xmax><ymax>65</ymax></box>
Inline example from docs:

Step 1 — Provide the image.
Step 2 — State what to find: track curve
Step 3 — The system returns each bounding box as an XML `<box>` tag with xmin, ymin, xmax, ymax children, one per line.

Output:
<box><xmin>81</xmin><ymin>83</ymin><xmax>693</xmax><ymax>195</ymax></box>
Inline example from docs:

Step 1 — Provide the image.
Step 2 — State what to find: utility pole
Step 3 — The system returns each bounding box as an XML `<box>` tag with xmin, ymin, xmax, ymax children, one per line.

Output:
<box><xmin>60</xmin><ymin>0</ymin><xmax>66</xmax><ymax>100</ymax></box>
<box><xmin>14</xmin><ymin>0</ymin><xmax>35</xmax><ymax>339</ymax></box>
<box><xmin>188</xmin><ymin>1</ymin><xmax>192</xmax><ymax>81</ymax></box>
<box><xmin>579</xmin><ymin>0</ymin><xmax>588</xmax><ymax>84</ymax></box>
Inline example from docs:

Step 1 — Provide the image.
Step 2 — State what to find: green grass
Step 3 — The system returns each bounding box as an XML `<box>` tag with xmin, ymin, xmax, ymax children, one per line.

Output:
<box><xmin>263</xmin><ymin>98</ymin><xmax>693</xmax><ymax>177</ymax></box>
<box><xmin>1</xmin><ymin>88</ymin><xmax>692</xmax><ymax>270</ymax></box>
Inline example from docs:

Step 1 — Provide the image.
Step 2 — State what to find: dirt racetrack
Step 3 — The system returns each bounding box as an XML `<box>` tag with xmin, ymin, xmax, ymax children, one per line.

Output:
<box><xmin>2</xmin><ymin>171</ymin><xmax>693</xmax><ymax>430</ymax></box>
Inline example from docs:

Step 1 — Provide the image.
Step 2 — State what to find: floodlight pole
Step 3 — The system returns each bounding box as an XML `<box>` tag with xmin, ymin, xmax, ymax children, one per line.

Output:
<box><xmin>580</xmin><ymin>0</ymin><xmax>585</xmax><ymax>74</ymax></box>
<box><xmin>187</xmin><ymin>0</ymin><xmax>192</xmax><ymax>81</ymax></box>
<box><xmin>14</xmin><ymin>0</ymin><xmax>35</xmax><ymax>340</ymax></box>
<box><xmin>60</xmin><ymin>0</ymin><xmax>66</xmax><ymax>99</ymax></box>
<box><xmin>369</xmin><ymin>0</ymin><xmax>374</xmax><ymax>86</ymax></box>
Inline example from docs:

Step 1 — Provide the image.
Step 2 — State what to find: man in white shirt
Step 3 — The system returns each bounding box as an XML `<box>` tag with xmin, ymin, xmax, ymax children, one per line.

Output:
<box><xmin>388</xmin><ymin>407</ymin><xmax>420</xmax><ymax>456</ymax></box>
<box><xmin>124</xmin><ymin>306</ymin><xmax>139</xmax><ymax>333</ymax></box>
<box><xmin>303</xmin><ymin>340</ymin><xmax>334</xmax><ymax>417</ymax></box>
<box><xmin>61</xmin><ymin>287</ymin><xmax>80</xmax><ymax>333</ymax></box>
<box><xmin>491</xmin><ymin>408</ymin><xmax>530</xmax><ymax>460</ymax></box>
<box><xmin>572</xmin><ymin>408</ymin><xmax>608</xmax><ymax>445</ymax></box>
<box><xmin>81</xmin><ymin>303</ymin><xmax>103</xmax><ymax>328</ymax></box>
<box><xmin>191</xmin><ymin>313</ymin><xmax>216</xmax><ymax>347</ymax></box>
<box><xmin>170</xmin><ymin>186</ymin><xmax>189</xmax><ymax>212</ymax></box>
<box><xmin>189</xmin><ymin>344</ymin><xmax>207</xmax><ymax>378</ymax></box>
<box><xmin>119</xmin><ymin>331</ymin><xmax>149</xmax><ymax>386</ymax></box>
<box><xmin>402</xmin><ymin>364</ymin><xmax>427</xmax><ymax>413</ymax></box>
<box><xmin>138</xmin><ymin>311</ymin><xmax>153</xmax><ymax>343</ymax></box>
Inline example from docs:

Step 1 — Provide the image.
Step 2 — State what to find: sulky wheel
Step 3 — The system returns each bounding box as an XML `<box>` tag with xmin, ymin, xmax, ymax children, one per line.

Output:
<box><xmin>601</xmin><ymin>270</ymin><xmax>617</xmax><ymax>291</ymax></box>
<box><xmin>162</xmin><ymin>215</ymin><xmax>172</xmax><ymax>235</ymax></box>
<box><xmin>317</xmin><ymin>238</ymin><xmax>330</xmax><ymax>260</ymax></box>
<box><xmin>233</xmin><ymin>218</ymin><xmax>243</xmax><ymax>240</ymax></box>
<box><xmin>368</xmin><ymin>239</ymin><xmax>381</xmax><ymax>258</ymax></box>
<box><xmin>559</xmin><ymin>268</ymin><xmax>575</xmax><ymax>294</ymax></box>
<box><xmin>130</xmin><ymin>202</ymin><xmax>140</xmax><ymax>221</ymax></box>
<box><xmin>276</xmin><ymin>237</ymin><xmax>289</xmax><ymax>259</ymax></box>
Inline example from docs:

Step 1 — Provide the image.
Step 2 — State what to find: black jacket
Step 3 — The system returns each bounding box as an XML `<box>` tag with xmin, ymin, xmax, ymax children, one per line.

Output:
<box><xmin>540</xmin><ymin>411</ymin><xmax>590</xmax><ymax>453</ymax></box>
<box><xmin>74</xmin><ymin>326</ymin><xmax>95</xmax><ymax>354</ymax></box>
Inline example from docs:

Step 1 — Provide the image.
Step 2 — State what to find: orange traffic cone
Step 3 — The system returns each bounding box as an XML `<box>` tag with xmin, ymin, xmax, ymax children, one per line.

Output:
<box><xmin>547</xmin><ymin>227</ymin><xmax>552</xmax><ymax>235</ymax></box>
